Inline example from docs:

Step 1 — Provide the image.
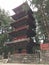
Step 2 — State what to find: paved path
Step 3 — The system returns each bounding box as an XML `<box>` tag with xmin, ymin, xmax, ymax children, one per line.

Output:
<box><xmin>1</xmin><ymin>63</ymin><xmax>49</xmax><ymax>65</ymax></box>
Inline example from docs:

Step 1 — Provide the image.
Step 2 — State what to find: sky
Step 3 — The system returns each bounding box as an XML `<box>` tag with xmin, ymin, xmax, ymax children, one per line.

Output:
<box><xmin>0</xmin><ymin>0</ymin><xmax>26</xmax><ymax>15</ymax></box>
<box><xmin>0</xmin><ymin>0</ymin><xmax>38</xmax><ymax>16</ymax></box>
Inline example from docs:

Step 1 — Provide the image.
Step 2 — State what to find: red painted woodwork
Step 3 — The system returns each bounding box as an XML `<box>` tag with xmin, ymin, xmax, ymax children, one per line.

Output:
<box><xmin>13</xmin><ymin>35</ymin><xmax>27</xmax><ymax>41</ymax></box>
<box><xmin>15</xmin><ymin>25</ymin><xmax>29</xmax><ymax>31</ymax></box>
<box><xmin>21</xmin><ymin>49</ymin><xmax>27</xmax><ymax>54</ymax></box>
<box><xmin>40</xmin><ymin>43</ymin><xmax>49</xmax><ymax>50</ymax></box>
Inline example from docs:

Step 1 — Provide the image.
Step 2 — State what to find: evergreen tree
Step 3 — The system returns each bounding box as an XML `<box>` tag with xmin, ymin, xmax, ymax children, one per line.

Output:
<box><xmin>0</xmin><ymin>8</ymin><xmax>13</xmax><ymax>55</ymax></box>
<box><xmin>28</xmin><ymin>0</ymin><xmax>49</xmax><ymax>43</ymax></box>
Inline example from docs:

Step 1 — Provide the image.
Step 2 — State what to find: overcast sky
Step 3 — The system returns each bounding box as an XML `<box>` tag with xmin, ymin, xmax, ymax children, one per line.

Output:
<box><xmin>0</xmin><ymin>0</ymin><xmax>26</xmax><ymax>15</ymax></box>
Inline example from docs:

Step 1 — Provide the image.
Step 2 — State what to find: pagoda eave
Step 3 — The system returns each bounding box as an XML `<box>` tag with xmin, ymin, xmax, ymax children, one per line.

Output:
<box><xmin>11</xmin><ymin>14</ymin><xmax>29</xmax><ymax>24</ymax></box>
<box><xmin>11</xmin><ymin>15</ymin><xmax>35</xmax><ymax>28</ymax></box>
<box><xmin>13</xmin><ymin>2</ymin><xmax>29</xmax><ymax>13</ymax></box>
<box><xmin>11</xmin><ymin>15</ymin><xmax>28</xmax><ymax>25</ymax></box>
<box><xmin>8</xmin><ymin>25</ymin><xmax>29</xmax><ymax>34</ymax></box>
<box><xmin>5</xmin><ymin>38</ymin><xmax>30</xmax><ymax>45</ymax></box>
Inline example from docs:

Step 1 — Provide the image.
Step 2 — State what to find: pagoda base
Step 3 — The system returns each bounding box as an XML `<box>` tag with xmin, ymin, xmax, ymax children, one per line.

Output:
<box><xmin>7</xmin><ymin>53</ymin><xmax>39</xmax><ymax>63</ymax></box>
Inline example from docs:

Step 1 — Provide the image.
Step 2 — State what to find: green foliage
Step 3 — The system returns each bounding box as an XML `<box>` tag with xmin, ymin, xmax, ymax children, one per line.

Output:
<box><xmin>0</xmin><ymin>34</ymin><xmax>7</xmax><ymax>46</ymax></box>
<box><xmin>0</xmin><ymin>9</ymin><xmax>13</xmax><ymax>26</ymax></box>
<box><xmin>0</xmin><ymin>8</ymin><xmax>13</xmax><ymax>54</ymax></box>
<box><xmin>29</xmin><ymin>0</ymin><xmax>49</xmax><ymax>43</ymax></box>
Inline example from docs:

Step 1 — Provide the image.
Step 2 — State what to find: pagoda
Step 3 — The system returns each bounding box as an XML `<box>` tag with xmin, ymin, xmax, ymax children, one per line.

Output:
<box><xmin>5</xmin><ymin>2</ymin><xmax>37</xmax><ymax>55</ymax></box>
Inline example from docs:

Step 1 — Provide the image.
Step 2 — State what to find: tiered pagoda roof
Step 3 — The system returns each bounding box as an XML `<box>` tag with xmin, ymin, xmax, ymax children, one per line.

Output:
<box><xmin>12</xmin><ymin>2</ymin><xmax>30</xmax><ymax>14</ymax></box>
<box><xmin>11</xmin><ymin>15</ymin><xmax>36</xmax><ymax>28</ymax></box>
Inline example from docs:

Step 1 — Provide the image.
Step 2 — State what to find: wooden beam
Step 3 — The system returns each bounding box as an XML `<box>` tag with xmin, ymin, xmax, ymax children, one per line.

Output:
<box><xmin>5</xmin><ymin>38</ymin><xmax>30</xmax><ymax>45</ymax></box>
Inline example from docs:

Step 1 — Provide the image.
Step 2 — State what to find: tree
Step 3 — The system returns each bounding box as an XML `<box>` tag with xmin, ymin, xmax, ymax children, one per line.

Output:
<box><xmin>28</xmin><ymin>0</ymin><xmax>49</xmax><ymax>43</ymax></box>
<box><xmin>0</xmin><ymin>8</ymin><xmax>13</xmax><ymax>54</ymax></box>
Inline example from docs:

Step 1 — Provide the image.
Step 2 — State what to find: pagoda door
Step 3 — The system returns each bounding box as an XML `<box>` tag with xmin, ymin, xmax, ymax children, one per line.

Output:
<box><xmin>18</xmin><ymin>48</ymin><xmax>22</xmax><ymax>53</ymax></box>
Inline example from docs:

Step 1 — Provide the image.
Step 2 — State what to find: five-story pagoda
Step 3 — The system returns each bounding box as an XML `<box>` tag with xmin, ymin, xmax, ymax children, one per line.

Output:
<box><xmin>5</xmin><ymin>1</ymin><xmax>36</xmax><ymax>55</ymax></box>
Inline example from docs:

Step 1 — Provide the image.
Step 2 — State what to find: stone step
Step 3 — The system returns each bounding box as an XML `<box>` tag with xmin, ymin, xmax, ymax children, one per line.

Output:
<box><xmin>8</xmin><ymin>54</ymin><xmax>39</xmax><ymax>63</ymax></box>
